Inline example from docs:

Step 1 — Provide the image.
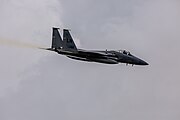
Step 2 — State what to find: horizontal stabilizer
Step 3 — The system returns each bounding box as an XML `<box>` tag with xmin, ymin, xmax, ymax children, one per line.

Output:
<box><xmin>39</xmin><ymin>47</ymin><xmax>55</xmax><ymax>51</ymax></box>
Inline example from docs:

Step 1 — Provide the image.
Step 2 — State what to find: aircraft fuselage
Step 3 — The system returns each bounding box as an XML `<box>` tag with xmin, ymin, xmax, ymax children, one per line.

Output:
<box><xmin>53</xmin><ymin>48</ymin><xmax>148</xmax><ymax>65</ymax></box>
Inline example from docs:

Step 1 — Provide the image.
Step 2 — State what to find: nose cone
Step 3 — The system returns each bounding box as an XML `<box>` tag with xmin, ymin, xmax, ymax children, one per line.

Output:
<box><xmin>130</xmin><ymin>55</ymin><xmax>149</xmax><ymax>65</ymax></box>
<box><xmin>138</xmin><ymin>59</ymin><xmax>149</xmax><ymax>65</ymax></box>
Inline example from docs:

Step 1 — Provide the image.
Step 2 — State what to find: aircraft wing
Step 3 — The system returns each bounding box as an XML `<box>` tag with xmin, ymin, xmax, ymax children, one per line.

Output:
<box><xmin>78</xmin><ymin>49</ymin><xmax>115</xmax><ymax>56</ymax></box>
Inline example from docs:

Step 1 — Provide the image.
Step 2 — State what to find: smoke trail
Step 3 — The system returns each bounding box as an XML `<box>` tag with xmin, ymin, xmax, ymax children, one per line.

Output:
<box><xmin>0</xmin><ymin>39</ymin><xmax>43</xmax><ymax>49</ymax></box>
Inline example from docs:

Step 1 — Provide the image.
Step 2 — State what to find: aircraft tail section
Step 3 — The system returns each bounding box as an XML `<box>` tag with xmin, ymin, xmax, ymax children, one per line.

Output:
<box><xmin>51</xmin><ymin>27</ymin><xmax>63</xmax><ymax>49</ymax></box>
<box><xmin>63</xmin><ymin>29</ymin><xmax>77</xmax><ymax>51</ymax></box>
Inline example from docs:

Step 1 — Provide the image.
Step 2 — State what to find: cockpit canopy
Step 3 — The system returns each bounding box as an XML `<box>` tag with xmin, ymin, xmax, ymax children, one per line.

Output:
<box><xmin>117</xmin><ymin>50</ymin><xmax>132</xmax><ymax>56</ymax></box>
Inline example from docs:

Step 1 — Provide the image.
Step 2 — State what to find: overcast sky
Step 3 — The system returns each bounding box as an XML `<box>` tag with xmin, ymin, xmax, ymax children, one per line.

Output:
<box><xmin>0</xmin><ymin>0</ymin><xmax>180</xmax><ymax>120</ymax></box>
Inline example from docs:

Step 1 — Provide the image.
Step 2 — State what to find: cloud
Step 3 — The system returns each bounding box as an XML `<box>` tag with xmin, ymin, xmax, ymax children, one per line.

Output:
<box><xmin>0</xmin><ymin>0</ymin><xmax>63</xmax><ymax>96</ymax></box>
<box><xmin>0</xmin><ymin>0</ymin><xmax>180</xmax><ymax>120</ymax></box>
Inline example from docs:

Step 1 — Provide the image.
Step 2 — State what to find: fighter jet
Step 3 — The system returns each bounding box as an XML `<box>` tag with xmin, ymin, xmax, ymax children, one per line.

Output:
<box><xmin>43</xmin><ymin>28</ymin><xmax>148</xmax><ymax>65</ymax></box>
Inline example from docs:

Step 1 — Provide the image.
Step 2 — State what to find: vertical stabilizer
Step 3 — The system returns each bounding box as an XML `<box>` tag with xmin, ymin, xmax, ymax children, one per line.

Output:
<box><xmin>63</xmin><ymin>29</ymin><xmax>77</xmax><ymax>51</ymax></box>
<box><xmin>52</xmin><ymin>28</ymin><xmax>63</xmax><ymax>49</ymax></box>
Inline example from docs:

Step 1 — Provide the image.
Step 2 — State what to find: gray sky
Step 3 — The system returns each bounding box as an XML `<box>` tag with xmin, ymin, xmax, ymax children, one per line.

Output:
<box><xmin>0</xmin><ymin>0</ymin><xmax>180</xmax><ymax>120</ymax></box>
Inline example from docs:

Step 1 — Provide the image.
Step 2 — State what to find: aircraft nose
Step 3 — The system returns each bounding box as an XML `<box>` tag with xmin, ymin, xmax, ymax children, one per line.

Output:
<box><xmin>139</xmin><ymin>59</ymin><xmax>149</xmax><ymax>65</ymax></box>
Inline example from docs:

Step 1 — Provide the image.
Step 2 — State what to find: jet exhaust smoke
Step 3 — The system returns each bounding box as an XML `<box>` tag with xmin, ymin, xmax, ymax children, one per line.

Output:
<box><xmin>0</xmin><ymin>39</ymin><xmax>43</xmax><ymax>49</ymax></box>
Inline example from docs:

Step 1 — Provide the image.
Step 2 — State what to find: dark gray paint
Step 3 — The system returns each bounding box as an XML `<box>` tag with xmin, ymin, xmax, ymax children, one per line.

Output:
<box><xmin>47</xmin><ymin>28</ymin><xmax>148</xmax><ymax>65</ymax></box>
